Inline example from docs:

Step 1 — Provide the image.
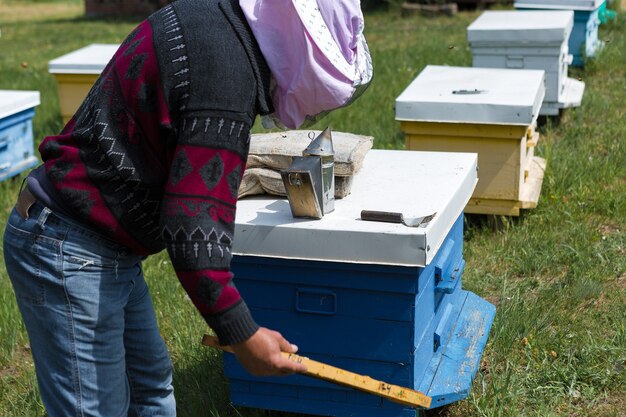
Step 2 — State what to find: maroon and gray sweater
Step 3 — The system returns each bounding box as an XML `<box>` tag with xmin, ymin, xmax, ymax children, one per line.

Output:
<box><xmin>31</xmin><ymin>0</ymin><xmax>273</xmax><ymax>345</ymax></box>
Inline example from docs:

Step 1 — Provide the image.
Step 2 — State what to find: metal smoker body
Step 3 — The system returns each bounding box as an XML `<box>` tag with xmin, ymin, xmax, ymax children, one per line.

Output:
<box><xmin>303</xmin><ymin>127</ymin><xmax>335</xmax><ymax>214</ymax></box>
<box><xmin>281</xmin><ymin>156</ymin><xmax>324</xmax><ymax>219</ymax></box>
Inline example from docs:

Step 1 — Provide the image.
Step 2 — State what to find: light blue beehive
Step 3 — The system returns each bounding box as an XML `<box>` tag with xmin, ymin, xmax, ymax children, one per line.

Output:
<box><xmin>514</xmin><ymin>0</ymin><xmax>606</xmax><ymax>67</ymax></box>
<box><xmin>0</xmin><ymin>90</ymin><xmax>40</xmax><ymax>182</ymax></box>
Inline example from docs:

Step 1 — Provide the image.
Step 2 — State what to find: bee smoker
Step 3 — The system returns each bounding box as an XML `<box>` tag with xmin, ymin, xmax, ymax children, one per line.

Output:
<box><xmin>303</xmin><ymin>127</ymin><xmax>335</xmax><ymax>214</ymax></box>
<box><xmin>281</xmin><ymin>127</ymin><xmax>335</xmax><ymax>219</ymax></box>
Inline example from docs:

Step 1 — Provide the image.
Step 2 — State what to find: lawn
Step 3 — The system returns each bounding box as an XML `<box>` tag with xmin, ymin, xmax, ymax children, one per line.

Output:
<box><xmin>0</xmin><ymin>1</ymin><xmax>625</xmax><ymax>416</ymax></box>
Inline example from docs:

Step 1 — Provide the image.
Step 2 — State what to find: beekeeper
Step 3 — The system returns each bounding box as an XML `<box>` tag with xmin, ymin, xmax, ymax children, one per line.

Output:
<box><xmin>3</xmin><ymin>0</ymin><xmax>372</xmax><ymax>416</ymax></box>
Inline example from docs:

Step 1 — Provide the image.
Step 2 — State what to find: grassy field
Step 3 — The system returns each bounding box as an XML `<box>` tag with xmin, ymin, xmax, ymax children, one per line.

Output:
<box><xmin>1</xmin><ymin>1</ymin><xmax>625</xmax><ymax>416</ymax></box>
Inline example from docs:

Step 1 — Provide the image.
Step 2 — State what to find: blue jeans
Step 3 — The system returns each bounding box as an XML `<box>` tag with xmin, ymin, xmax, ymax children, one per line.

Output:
<box><xmin>3</xmin><ymin>202</ymin><xmax>176</xmax><ymax>417</ymax></box>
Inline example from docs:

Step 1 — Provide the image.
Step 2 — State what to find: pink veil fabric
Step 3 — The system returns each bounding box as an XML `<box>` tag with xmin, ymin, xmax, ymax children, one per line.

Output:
<box><xmin>239</xmin><ymin>0</ymin><xmax>373</xmax><ymax>129</ymax></box>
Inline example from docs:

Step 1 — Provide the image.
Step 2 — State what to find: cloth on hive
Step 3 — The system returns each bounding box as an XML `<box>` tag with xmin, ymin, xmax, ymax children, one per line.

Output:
<box><xmin>239</xmin><ymin>130</ymin><xmax>372</xmax><ymax>199</ymax></box>
<box><xmin>239</xmin><ymin>168</ymin><xmax>354</xmax><ymax>199</ymax></box>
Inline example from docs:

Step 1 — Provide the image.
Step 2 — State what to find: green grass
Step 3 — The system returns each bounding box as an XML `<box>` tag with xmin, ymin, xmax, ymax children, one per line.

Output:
<box><xmin>1</xmin><ymin>2</ymin><xmax>625</xmax><ymax>417</ymax></box>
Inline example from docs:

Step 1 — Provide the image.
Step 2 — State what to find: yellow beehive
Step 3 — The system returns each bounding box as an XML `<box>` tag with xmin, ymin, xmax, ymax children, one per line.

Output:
<box><xmin>48</xmin><ymin>44</ymin><xmax>118</xmax><ymax>124</ymax></box>
<box><xmin>395</xmin><ymin>65</ymin><xmax>547</xmax><ymax>216</ymax></box>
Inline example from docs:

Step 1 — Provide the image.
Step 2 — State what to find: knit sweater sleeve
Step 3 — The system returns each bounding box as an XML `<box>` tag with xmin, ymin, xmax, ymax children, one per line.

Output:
<box><xmin>160</xmin><ymin>111</ymin><xmax>258</xmax><ymax>345</ymax></box>
<box><xmin>149</xmin><ymin>0</ymin><xmax>273</xmax><ymax>345</ymax></box>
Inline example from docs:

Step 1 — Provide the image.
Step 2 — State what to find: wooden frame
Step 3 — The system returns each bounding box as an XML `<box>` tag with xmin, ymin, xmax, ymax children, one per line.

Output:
<box><xmin>401</xmin><ymin>121</ymin><xmax>546</xmax><ymax>216</ymax></box>
<box><xmin>51</xmin><ymin>73</ymin><xmax>99</xmax><ymax>124</ymax></box>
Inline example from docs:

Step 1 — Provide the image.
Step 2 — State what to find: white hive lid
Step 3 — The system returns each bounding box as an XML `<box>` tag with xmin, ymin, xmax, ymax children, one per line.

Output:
<box><xmin>0</xmin><ymin>90</ymin><xmax>41</xmax><ymax>120</ymax></box>
<box><xmin>233</xmin><ymin>149</ymin><xmax>478</xmax><ymax>267</ymax></box>
<box><xmin>395</xmin><ymin>65</ymin><xmax>545</xmax><ymax>126</ymax></box>
<box><xmin>468</xmin><ymin>11</ymin><xmax>574</xmax><ymax>45</ymax></box>
<box><xmin>514</xmin><ymin>0</ymin><xmax>604</xmax><ymax>11</ymax></box>
<box><xmin>48</xmin><ymin>44</ymin><xmax>119</xmax><ymax>74</ymax></box>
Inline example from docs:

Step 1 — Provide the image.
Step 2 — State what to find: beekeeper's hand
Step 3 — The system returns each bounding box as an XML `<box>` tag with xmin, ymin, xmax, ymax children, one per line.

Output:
<box><xmin>232</xmin><ymin>327</ymin><xmax>307</xmax><ymax>376</ymax></box>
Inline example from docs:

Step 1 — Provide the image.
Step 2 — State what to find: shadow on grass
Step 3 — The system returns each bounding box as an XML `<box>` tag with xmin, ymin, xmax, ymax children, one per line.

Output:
<box><xmin>464</xmin><ymin>213</ymin><xmax>525</xmax><ymax>240</ymax></box>
<box><xmin>536</xmin><ymin>114</ymin><xmax>563</xmax><ymax>132</ymax></box>
<box><xmin>172</xmin><ymin>350</ymin><xmax>234</xmax><ymax>417</ymax></box>
<box><xmin>249</xmin><ymin>404</ymin><xmax>455</xmax><ymax>417</ymax></box>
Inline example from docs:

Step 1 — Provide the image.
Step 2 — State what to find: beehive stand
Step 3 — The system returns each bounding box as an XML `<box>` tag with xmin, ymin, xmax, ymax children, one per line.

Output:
<box><xmin>396</xmin><ymin>65</ymin><xmax>547</xmax><ymax>216</ymax></box>
<box><xmin>48</xmin><ymin>44</ymin><xmax>118</xmax><ymax>123</ymax></box>
<box><xmin>213</xmin><ymin>150</ymin><xmax>495</xmax><ymax>417</ymax></box>
<box><xmin>514</xmin><ymin>0</ymin><xmax>606</xmax><ymax>67</ymax></box>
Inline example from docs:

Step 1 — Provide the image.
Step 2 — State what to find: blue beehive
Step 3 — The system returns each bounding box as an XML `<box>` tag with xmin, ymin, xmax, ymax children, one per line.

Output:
<box><xmin>514</xmin><ymin>0</ymin><xmax>605</xmax><ymax>67</ymax></box>
<box><xmin>0</xmin><ymin>90</ymin><xmax>40</xmax><ymax>182</ymax></box>
<box><xmin>225</xmin><ymin>149</ymin><xmax>496</xmax><ymax>416</ymax></box>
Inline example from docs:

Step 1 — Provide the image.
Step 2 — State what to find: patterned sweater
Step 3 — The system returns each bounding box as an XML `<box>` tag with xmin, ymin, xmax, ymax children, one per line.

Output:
<box><xmin>35</xmin><ymin>0</ymin><xmax>273</xmax><ymax>345</ymax></box>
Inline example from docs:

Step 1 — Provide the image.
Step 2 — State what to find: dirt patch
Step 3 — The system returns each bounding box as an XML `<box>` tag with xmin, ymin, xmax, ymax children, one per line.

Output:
<box><xmin>0</xmin><ymin>344</ymin><xmax>32</xmax><ymax>379</ymax></box>
<box><xmin>586</xmin><ymin>391</ymin><xmax>626</xmax><ymax>417</ymax></box>
<box><xmin>0</xmin><ymin>3</ymin><xmax>83</xmax><ymax>24</ymax></box>
<box><xmin>583</xmin><ymin>291</ymin><xmax>609</xmax><ymax>310</ymax></box>
<box><xmin>605</xmin><ymin>175</ymin><xmax>626</xmax><ymax>193</ymax></box>
<box><xmin>598</xmin><ymin>223</ymin><xmax>622</xmax><ymax>238</ymax></box>
<box><xmin>483</xmin><ymin>294</ymin><xmax>500</xmax><ymax>308</ymax></box>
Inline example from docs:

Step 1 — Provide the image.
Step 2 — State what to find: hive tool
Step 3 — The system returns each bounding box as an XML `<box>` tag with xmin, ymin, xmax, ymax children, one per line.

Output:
<box><xmin>360</xmin><ymin>210</ymin><xmax>437</xmax><ymax>227</ymax></box>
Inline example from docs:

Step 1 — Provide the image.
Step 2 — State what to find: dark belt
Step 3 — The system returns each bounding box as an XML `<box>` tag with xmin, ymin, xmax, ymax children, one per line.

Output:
<box><xmin>15</xmin><ymin>186</ymin><xmax>38</xmax><ymax>220</ymax></box>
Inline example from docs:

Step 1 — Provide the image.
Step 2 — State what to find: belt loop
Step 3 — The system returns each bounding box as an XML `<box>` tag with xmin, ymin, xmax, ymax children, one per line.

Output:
<box><xmin>36</xmin><ymin>207</ymin><xmax>52</xmax><ymax>231</ymax></box>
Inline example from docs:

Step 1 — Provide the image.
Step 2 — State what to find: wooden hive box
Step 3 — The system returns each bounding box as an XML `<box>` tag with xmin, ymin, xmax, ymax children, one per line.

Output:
<box><xmin>468</xmin><ymin>10</ymin><xmax>585</xmax><ymax>116</ymax></box>
<box><xmin>514</xmin><ymin>0</ymin><xmax>605</xmax><ymax>67</ymax></box>
<box><xmin>395</xmin><ymin>65</ymin><xmax>546</xmax><ymax>216</ymax></box>
<box><xmin>0</xmin><ymin>90</ymin><xmax>40</xmax><ymax>182</ymax></box>
<box><xmin>221</xmin><ymin>150</ymin><xmax>495</xmax><ymax>416</ymax></box>
<box><xmin>48</xmin><ymin>44</ymin><xmax>118</xmax><ymax>124</ymax></box>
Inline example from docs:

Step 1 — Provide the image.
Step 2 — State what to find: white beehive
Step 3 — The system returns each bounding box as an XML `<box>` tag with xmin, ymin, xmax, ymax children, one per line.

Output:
<box><xmin>468</xmin><ymin>10</ymin><xmax>585</xmax><ymax>116</ymax></box>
